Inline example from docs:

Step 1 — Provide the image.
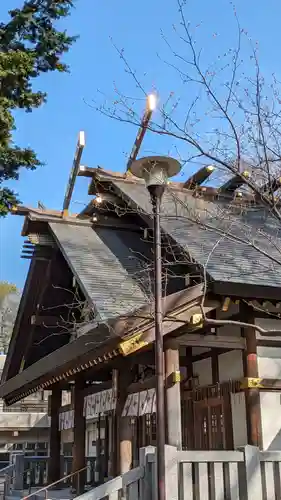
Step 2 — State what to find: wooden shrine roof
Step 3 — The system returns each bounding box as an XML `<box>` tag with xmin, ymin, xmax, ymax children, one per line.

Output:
<box><xmin>81</xmin><ymin>167</ymin><xmax>281</xmax><ymax>299</ymax></box>
<box><xmin>1</xmin><ymin>219</ymin><xmax>153</xmax><ymax>386</ymax></box>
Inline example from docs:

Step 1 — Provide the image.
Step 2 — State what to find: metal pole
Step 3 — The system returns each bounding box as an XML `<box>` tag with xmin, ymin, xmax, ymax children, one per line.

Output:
<box><xmin>150</xmin><ymin>187</ymin><xmax>166</xmax><ymax>500</ymax></box>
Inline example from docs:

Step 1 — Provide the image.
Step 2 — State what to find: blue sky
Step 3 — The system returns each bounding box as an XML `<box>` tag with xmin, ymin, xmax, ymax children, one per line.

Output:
<box><xmin>0</xmin><ymin>0</ymin><xmax>281</xmax><ymax>288</ymax></box>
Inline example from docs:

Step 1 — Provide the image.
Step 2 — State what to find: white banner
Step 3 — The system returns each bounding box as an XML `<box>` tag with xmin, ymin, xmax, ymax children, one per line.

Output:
<box><xmin>139</xmin><ymin>391</ymin><xmax>148</xmax><ymax>416</ymax></box>
<box><xmin>127</xmin><ymin>393</ymin><xmax>139</xmax><ymax>416</ymax></box>
<box><xmin>122</xmin><ymin>394</ymin><xmax>133</xmax><ymax>417</ymax></box>
<box><xmin>121</xmin><ymin>389</ymin><xmax>156</xmax><ymax>417</ymax></box>
<box><xmin>141</xmin><ymin>388</ymin><xmax>155</xmax><ymax>415</ymax></box>
<box><xmin>59</xmin><ymin>387</ymin><xmax>156</xmax><ymax>431</ymax></box>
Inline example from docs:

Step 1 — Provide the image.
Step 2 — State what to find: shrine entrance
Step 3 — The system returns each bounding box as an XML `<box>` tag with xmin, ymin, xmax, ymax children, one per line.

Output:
<box><xmin>181</xmin><ymin>383</ymin><xmax>236</xmax><ymax>451</ymax></box>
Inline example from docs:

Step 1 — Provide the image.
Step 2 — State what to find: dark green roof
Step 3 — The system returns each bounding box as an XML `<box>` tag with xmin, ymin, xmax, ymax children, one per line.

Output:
<box><xmin>50</xmin><ymin>223</ymin><xmax>149</xmax><ymax>321</ymax></box>
<box><xmin>110</xmin><ymin>179</ymin><xmax>281</xmax><ymax>290</ymax></box>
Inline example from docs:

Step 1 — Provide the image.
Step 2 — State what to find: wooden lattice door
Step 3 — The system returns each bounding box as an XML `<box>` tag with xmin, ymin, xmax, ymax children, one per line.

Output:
<box><xmin>194</xmin><ymin>397</ymin><xmax>226</xmax><ymax>450</ymax></box>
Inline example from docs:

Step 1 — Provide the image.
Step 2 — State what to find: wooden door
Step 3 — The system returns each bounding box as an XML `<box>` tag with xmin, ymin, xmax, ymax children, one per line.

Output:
<box><xmin>194</xmin><ymin>397</ymin><xmax>226</xmax><ymax>450</ymax></box>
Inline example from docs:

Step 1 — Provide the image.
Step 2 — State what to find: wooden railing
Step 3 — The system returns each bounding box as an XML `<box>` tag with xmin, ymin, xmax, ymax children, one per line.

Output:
<box><xmin>145</xmin><ymin>445</ymin><xmax>281</xmax><ymax>500</ymax></box>
<box><xmin>74</xmin><ymin>466</ymin><xmax>144</xmax><ymax>500</ymax></box>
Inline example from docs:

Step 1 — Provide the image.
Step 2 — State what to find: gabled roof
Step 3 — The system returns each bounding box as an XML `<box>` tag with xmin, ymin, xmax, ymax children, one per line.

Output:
<box><xmin>50</xmin><ymin>223</ymin><xmax>149</xmax><ymax>321</ymax></box>
<box><xmin>2</xmin><ymin>220</ymin><xmax>152</xmax><ymax>385</ymax></box>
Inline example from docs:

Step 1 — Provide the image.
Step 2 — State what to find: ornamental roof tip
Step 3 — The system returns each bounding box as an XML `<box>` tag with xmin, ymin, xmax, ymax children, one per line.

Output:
<box><xmin>11</xmin><ymin>205</ymin><xmax>80</xmax><ymax>218</ymax></box>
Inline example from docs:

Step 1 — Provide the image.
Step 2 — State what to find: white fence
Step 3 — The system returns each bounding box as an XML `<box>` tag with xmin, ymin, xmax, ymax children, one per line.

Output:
<box><xmin>7</xmin><ymin>446</ymin><xmax>281</xmax><ymax>499</ymax></box>
<box><xmin>143</xmin><ymin>445</ymin><xmax>281</xmax><ymax>500</ymax></box>
<box><xmin>74</xmin><ymin>466</ymin><xmax>144</xmax><ymax>500</ymax></box>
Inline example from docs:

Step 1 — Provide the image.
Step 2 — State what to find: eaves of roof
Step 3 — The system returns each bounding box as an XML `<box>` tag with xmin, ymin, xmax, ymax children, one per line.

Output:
<box><xmin>0</xmin><ymin>284</ymin><xmax>205</xmax><ymax>404</ymax></box>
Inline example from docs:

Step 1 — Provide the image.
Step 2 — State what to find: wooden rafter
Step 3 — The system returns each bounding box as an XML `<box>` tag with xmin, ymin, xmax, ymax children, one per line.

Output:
<box><xmin>183</xmin><ymin>165</ymin><xmax>215</xmax><ymax>189</ymax></box>
<box><xmin>219</xmin><ymin>170</ymin><xmax>250</xmax><ymax>193</ymax></box>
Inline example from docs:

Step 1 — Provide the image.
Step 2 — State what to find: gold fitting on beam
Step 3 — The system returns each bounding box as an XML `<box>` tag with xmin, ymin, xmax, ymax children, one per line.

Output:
<box><xmin>119</xmin><ymin>332</ymin><xmax>148</xmax><ymax>356</ymax></box>
<box><xmin>240</xmin><ymin>377</ymin><xmax>263</xmax><ymax>389</ymax></box>
<box><xmin>172</xmin><ymin>371</ymin><xmax>181</xmax><ymax>384</ymax></box>
<box><xmin>222</xmin><ymin>297</ymin><xmax>231</xmax><ymax>312</ymax></box>
<box><xmin>62</xmin><ymin>209</ymin><xmax>69</xmax><ymax>218</ymax></box>
<box><xmin>190</xmin><ymin>313</ymin><xmax>203</xmax><ymax>326</ymax></box>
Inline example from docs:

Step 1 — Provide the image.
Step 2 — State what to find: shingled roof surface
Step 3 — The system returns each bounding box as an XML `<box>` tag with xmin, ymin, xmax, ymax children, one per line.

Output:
<box><xmin>50</xmin><ymin>223</ymin><xmax>149</xmax><ymax>321</ymax></box>
<box><xmin>111</xmin><ymin>179</ymin><xmax>281</xmax><ymax>288</ymax></box>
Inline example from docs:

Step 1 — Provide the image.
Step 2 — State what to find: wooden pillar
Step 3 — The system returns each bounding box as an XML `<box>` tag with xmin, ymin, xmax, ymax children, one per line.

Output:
<box><xmin>72</xmin><ymin>378</ymin><xmax>86</xmax><ymax>494</ymax></box>
<box><xmin>110</xmin><ymin>369</ymin><xmax>118</xmax><ymax>478</ymax></box>
<box><xmin>185</xmin><ymin>347</ymin><xmax>193</xmax><ymax>381</ymax></box>
<box><xmin>241</xmin><ymin>303</ymin><xmax>263</xmax><ymax>448</ymax></box>
<box><xmin>115</xmin><ymin>367</ymin><xmax>134</xmax><ymax>474</ymax></box>
<box><xmin>48</xmin><ymin>385</ymin><xmax>61</xmax><ymax>484</ymax></box>
<box><xmin>211</xmin><ymin>349</ymin><xmax>219</xmax><ymax>384</ymax></box>
<box><xmin>165</xmin><ymin>341</ymin><xmax>182</xmax><ymax>449</ymax></box>
<box><xmin>184</xmin><ymin>347</ymin><xmax>195</xmax><ymax>449</ymax></box>
<box><xmin>119</xmin><ymin>417</ymin><xmax>133</xmax><ymax>473</ymax></box>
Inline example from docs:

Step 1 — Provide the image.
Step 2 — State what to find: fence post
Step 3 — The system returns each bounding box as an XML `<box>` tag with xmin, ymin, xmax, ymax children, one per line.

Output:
<box><xmin>139</xmin><ymin>446</ymin><xmax>156</xmax><ymax>500</ymax></box>
<box><xmin>164</xmin><ymin>445</ymin><xmax>178</xmax><ymax>500</ymax></box>
<box><xmin>242</xmin><ymin>445</ymin><xmax>262</xmax><ymax>500</ymax></box>
<box><xmin>11</xmin><ymin>452</ymin><xmax>24</xmax><ymax>490</ymax></box>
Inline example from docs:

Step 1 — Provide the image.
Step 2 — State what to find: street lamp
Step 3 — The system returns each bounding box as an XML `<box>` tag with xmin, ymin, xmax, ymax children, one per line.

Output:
<box><xmin>130</xmin><ymin>156</ymin><xmax>181</xmax><ymax>500</ymax></box>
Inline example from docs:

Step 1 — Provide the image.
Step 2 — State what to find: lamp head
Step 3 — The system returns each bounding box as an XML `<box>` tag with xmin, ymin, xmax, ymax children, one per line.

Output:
<box><xmin>147</xmin><ymin>94</ymin><xmax>157</xmax><ymax>111</ymax></box>
<box><xmin>130</xmin><ymin>156</ymin><xmax>181</xmax><ymax>189</ymax></box>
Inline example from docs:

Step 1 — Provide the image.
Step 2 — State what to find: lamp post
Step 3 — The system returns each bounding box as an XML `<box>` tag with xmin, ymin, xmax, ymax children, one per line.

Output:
<box><xmin>130</xmin><ymin>156</ymin><xmax>181</xmax><ymax>500</ymax></box>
